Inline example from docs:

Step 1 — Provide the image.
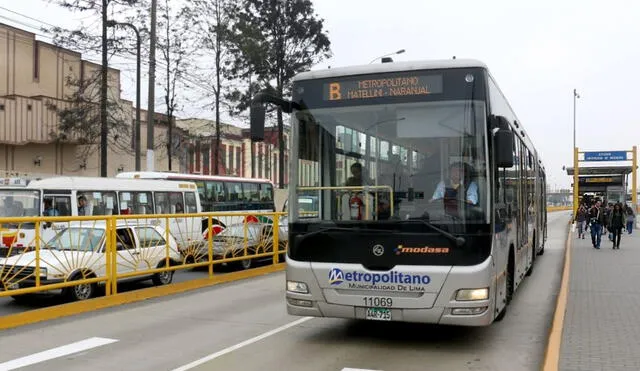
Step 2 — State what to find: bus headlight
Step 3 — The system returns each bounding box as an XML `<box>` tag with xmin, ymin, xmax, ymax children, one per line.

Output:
<box><xmin>287</xmin><ymin>280</ymin><xmax>309</xmax><ymax>294</ymax></box>
<box><xmin>456</xmin><ymin>288</ymin><xmax>489</xmax><ymax>301</ymax></box>
<box><xmin>38</xmin><ymin>267</ymin><xmax>47</xmax><ymax>278</ymax></box>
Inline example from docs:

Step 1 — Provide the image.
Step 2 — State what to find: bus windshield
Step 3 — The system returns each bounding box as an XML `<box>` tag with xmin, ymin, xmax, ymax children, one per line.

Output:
<box><xmin>291</xmin><ymin>99</ymin><xmax>489</xmax><ymax>225</ymax></box>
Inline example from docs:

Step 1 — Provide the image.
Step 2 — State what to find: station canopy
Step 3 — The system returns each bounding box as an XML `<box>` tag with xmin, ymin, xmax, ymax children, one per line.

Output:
<box><xmin>565</xmin><ymin>166</ymin><xmax>635</xmax><ymax>176</ymax></box>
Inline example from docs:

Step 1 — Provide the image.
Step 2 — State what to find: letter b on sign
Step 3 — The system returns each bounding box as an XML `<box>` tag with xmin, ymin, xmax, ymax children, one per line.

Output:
<box><xmin>329</xmin><ymin>83</ymin><xmax>341</xmax><ymax>100</ymax></box>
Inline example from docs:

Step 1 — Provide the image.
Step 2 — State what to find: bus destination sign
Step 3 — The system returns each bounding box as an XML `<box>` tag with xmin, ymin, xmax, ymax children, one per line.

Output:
<box><xmin>323</xmin><ymin>74</ymin><xmax>443</xmax><ymax>101</ymax></box>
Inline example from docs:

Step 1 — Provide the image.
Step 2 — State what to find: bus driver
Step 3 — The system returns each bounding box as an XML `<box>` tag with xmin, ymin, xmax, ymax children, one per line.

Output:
<box><xmin>430</xmin><ymin>162</ymin><xmax>479</xmax><ymax>206</ymax></box>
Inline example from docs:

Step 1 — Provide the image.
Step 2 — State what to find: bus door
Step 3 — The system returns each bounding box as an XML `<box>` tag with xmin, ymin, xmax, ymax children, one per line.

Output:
<box><xmin>41</xmin><ymin>190</ymin><xmax>73</xmax><ymax>244</ymax></box>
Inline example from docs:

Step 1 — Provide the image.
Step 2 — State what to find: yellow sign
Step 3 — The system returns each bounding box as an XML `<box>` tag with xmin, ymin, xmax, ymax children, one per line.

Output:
<box><xmin>584</xmin><ymin>177</ymin><xmax>614</xmax><ymax>183</ymax></box>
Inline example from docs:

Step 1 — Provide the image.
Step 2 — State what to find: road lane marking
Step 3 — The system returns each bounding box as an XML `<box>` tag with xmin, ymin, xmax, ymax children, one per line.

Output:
<box><xmin>171</xmin><ymin>317</ymin><xmax>313</xmax><ymax>371</ymax></box>
<box><xmin>343</xmin><ymin>368</ymin><xmax>383</xmax><ymax>371</ymax></box>
<box><xmin>0</xmin><ymin>337</ymin><xmax>118</xmax><ymax>371</ymax></box>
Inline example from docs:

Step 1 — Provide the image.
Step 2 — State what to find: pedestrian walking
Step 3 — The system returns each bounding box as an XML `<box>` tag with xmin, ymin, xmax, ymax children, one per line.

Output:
<box><xmin>609</xmin><ymin>203</ymin><xmax>625</xmax><ymax>249</ymax></box>
<box><xmin>589</xmin><ymin>200</ymin><xmax>604</xmax><ymax>249</ymax></box>
<box><xmin>624</xmin><ymin>204</ymin><xmax>635</xmax><ymax>234</ymax></box>
<box><xmin>574</xmin><ymin>203</ymin><xmax>588</xmax><ymax>239</ymax></box>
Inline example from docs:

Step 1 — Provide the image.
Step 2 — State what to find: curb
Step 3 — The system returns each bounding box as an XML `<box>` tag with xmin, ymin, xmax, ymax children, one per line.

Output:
<box><xmin>541</xmin><ymin>217</ymin><xmax>572</xmax><ymax>371</ymax></box>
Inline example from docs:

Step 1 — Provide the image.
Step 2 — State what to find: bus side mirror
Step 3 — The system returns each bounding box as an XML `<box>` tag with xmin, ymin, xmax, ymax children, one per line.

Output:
<box><xmin>250</xmin><ymin>102</ymin><xmax>266</xmax><ymax>142</ymax></box>
<box><xmin>495</xmin><ymin>129</ymin><xmax>514</xmax><ymax>168</ymax></box>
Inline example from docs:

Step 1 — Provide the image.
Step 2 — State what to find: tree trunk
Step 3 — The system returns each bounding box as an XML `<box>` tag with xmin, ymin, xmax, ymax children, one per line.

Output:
<box><xmin>277</xmin><ymin>107</ymin><xmax>284</xmax><ymax>188</ymax></box>
<box><xmin>100</xmin><ymin>0</ymin><xmax>108</xmax><ymax>177</ymax></box>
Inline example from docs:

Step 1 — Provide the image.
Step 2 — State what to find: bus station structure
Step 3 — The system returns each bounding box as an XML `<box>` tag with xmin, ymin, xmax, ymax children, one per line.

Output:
<box><xmin>565</xmin><ymin>146</ymin><xmax>637</xmax><ymax>214</ymax></box>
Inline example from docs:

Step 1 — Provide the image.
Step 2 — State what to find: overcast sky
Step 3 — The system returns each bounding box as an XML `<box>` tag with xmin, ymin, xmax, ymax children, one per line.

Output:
<box><xmin>2</xmin><ymin>0</ymin><xmax>639</xmax><ymax>190</ymax></box>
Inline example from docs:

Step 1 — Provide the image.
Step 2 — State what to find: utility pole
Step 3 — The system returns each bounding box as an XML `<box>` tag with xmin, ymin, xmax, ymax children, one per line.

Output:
<box><xmin>106</xmin><ymin>21</ymin><xmax>141</xmax><ymax>171</ymax></box>
<box><xmin>147</xmin><ymin>0</ymin><xmax>157</xmax><ymax>171</ymax></box>
<box><xmin>100</xmin><ymin>0</ymin><xmax>109</xmax><ymax>177</ymax></box>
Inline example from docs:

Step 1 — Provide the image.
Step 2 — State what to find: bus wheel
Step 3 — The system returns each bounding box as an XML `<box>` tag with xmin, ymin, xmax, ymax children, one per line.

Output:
<box><xmin>526</xmin><ymin>238</ymin><xmax>536</xmax><ymax>277</ymax></box>
<box><xmin>495</xmin><ymin>304</ymin><xmax>507</xmax><ymax>321</ymax></box>
<box><xmin>506</xmin><ymin>249</ymin><xmax>515</xmax><ymax>305</ymax></box>
<box><xmin>538</xmin><ymin>243</ymin><xmax>545</xmax><ymax>256</ymax></box>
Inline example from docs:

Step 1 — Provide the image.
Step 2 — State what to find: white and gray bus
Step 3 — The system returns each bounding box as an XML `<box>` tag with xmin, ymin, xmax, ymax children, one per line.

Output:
<box><xmin>250</xmin><ymin>58</ymin><xmax>548</xmax><ymax>326</ymax></box>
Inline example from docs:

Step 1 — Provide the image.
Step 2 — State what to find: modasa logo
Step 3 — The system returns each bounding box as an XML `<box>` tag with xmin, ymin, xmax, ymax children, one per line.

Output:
<box><xmin>394</xmin><ymin>245</ymin><xmax>450</xmax><ymax>255</ymax></box>
<box><xmin>327</xmin><ymin>268</ymin><xmax>430</xmax><ymax>286</ymax></box>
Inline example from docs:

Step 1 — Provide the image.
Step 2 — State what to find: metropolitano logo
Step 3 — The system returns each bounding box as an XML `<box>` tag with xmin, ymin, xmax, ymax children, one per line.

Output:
<box><xmin>328</xmin><ymin>268</ymin><xmax>344</xmax><ymax>285</ymax></box>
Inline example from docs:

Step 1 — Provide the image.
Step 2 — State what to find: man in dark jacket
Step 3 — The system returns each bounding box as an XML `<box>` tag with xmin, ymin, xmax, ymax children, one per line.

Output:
<box><xmin>589</xmin><ymin>200</ymin><xmax>605</xmax><ymax>249</ymax></box>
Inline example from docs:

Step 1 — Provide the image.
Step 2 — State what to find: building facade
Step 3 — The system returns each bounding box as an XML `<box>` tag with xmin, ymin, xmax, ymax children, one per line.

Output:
<box><xmin>0</xmin><ymin>23</ymin><xmax>184</xmax><ymax>179</ymax></box>
<box><xmin>178</xmin><ymin>118</ymin><xmax>290</xmax><ymax>188</ymax></box>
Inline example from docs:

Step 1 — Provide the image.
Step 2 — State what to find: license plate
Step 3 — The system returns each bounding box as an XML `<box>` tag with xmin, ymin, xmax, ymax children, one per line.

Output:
<box><xmin>365</xmin><ymin>307</ymin><xmax>391</xmax><ymax>321</ymax></box>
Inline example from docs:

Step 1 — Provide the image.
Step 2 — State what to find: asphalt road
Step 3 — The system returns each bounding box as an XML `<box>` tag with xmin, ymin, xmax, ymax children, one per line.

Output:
<box><xmin>0</xmin><ymin>265</ymin><xmax>231</xmax><ymax>316</ymax></box>
<box><xmin>0</xmin><ymin>211</ymin><xmax>570</xmax><ymax>371</ymax></box>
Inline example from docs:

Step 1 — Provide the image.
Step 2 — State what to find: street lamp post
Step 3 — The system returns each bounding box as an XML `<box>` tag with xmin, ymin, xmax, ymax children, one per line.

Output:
<box><xmin>107</xmin><ymin>20</ymin><xmax>142</xmax><ymax>171</ymax></box>
<box><xmin>573</xmin><ymin>89</ymin><xmax>580</xmax><ymax>152</ymax></box>
<box><xmin>368</xmin><ymin>49</ymin><xmax>405</xmax><ymax>64</ymax></box>
<box><xmin>573</xmin><ymin>89</ymin><xmax>580</xmax><ymax>215</ymax></box>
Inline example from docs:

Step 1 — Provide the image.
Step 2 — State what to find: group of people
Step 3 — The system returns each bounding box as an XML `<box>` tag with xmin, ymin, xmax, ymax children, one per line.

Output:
<box><xmin>574</xmin><ymin>199</ymin><xmax>635</xmax><ymax>249</ymax></box>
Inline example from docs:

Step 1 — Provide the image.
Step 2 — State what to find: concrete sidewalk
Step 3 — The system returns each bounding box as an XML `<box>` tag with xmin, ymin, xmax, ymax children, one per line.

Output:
<box><xmin>559</xmin><ymin>224</ymin><xmax>640</xmax><ymax>370</ymax></box>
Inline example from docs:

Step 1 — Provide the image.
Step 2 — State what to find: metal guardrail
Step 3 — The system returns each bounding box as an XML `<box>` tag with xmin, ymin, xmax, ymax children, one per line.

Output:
<box><xmin>0</xmin><ymin>206</ymin><xmax>569</xmax><ymax>302</ymax></box>
<box><xmin>0</xmin><ymin>211</ymin><xmax>287</xmax><ymax>301</ymax></box>
<box><xmin>547</xmin><ymin>206</ymin><xmax>573</xmax><ymax>212</ymax></box>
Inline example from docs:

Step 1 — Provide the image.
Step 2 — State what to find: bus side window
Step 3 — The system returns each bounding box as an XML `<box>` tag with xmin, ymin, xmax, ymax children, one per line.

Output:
<box><xmin>185</xmin><ymin>192</ymin><xmax>198</xmax><ymax>213</ymax></box>
<box><xmin>215</xmin><ymin>182</ymin><xmax>226</xmax><ymax>202</ymax></box>
<box><xmin>228</xmin><ymin>183</ymin><xmax>241</xmax><ymax>202</ymax></box>
<box><xmin>260</xmin><ymin>184</ymin><xmax>274</xmax><ymax>202</ymax></box>
<box><xmin>242</xmin><ymin>183</ymin><xmax>259</xmax><ymax>202</ymax></box>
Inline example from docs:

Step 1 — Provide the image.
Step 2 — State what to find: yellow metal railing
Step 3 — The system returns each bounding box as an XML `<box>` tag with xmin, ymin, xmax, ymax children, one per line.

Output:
<box><xmin>297</xmin><ymin>185</ymin><xmax>394</xmax><ymax>220</ymax></box>
<box><xmin>0</xmin><ymin>211</ymin><xmax>286</xmax><ymax>300</ymax></box>
<box><xmin>0</xmin><ymin>202</ymin><xmax>568</xmax><ymax>301</ymax></box>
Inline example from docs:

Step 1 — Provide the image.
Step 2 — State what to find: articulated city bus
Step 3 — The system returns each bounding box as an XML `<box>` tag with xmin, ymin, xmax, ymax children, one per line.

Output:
<box><xmin>0</xmin><ymin>177</ymin><xmax>202</xmax><ymax>254</ymax></box>
<box><xmin>250</xmin><ymin>58</ymin><xmax>547</xmax><ymax>326</ymax></box>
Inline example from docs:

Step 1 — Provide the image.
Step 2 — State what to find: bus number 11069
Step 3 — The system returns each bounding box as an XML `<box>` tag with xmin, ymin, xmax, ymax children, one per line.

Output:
<box><xmin>363</xmin><ymin>297</ymin><xmax>393</xmax><ymax>308</ymax></box>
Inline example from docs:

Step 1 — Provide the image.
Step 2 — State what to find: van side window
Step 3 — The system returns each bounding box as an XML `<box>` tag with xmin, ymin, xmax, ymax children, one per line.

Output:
<box><xmin>43</xmin><ymin>195</ymin><xmax>71</xmax><ymax>216</ymax></box>
<box><xmin>119</xmin><ymin>191</ymin><xmax>153</xmax><ymax>214</ymax></box>
<box><xmin>184</xmin><ymin>192</ymin><xmax>198</xmax><ymax>213</ymax></box>
<box><xmin>77</xmin><ymin>191</ymin><xmax>118</xmax><ymax>215</ymax></box>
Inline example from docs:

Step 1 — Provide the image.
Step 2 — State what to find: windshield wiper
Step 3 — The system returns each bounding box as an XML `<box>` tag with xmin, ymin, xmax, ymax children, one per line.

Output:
<box><xmin>295</xmin><ymin>225</ymin><xmax>388</xmax><ymax>245</ymax></box>
<box><xmin>405</xmin><ymin>218</ymin><xmax>466</xmax><ymax>247</ymax></box>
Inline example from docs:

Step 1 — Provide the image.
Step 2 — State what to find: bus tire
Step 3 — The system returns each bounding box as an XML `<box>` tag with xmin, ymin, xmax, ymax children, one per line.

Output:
<box><xmin>538</xmin><ymin>243</ymin><xmax>545</xmax><ymax>256</ymax></box>
<box><xmin>526</xmin><ymin>235</ymin><xmax>536</xmax><ymax>277</ymax></box>
<box><xmin>506</xmin><ymin>247</ymin><xmax>515</xmax><ymax>305</ymax></box>
<box><xmin>495</xmin><ymin>304</ymin><xmax>507</xmax><ymax>321</ymax></box>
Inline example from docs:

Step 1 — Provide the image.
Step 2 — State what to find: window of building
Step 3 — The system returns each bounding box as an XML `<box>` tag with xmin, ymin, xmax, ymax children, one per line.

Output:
<box><xmin>33</xmin><ymin>41</ymin><xmax>39</xmax><ymax>81</ymax></box>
